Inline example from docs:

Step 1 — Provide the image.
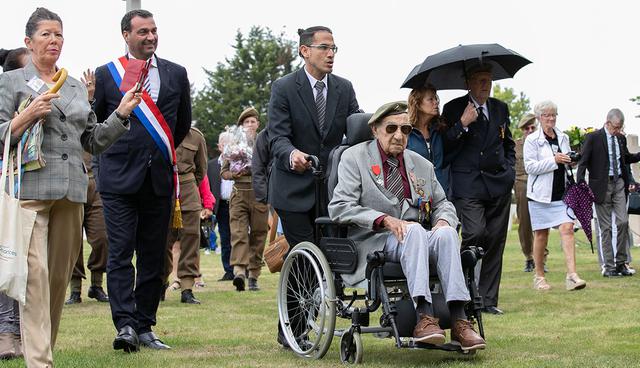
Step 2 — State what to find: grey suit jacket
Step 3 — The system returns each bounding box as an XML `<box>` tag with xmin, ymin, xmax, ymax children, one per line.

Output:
<box><xmin>0</xmin><ymin>60</ymin><xmax>128</xmax><ymax>203</ymax></box>
<box><xmin>328</xmin><ymin>140</ymin><xmax>458</xmax><ymax>286</ymax></box>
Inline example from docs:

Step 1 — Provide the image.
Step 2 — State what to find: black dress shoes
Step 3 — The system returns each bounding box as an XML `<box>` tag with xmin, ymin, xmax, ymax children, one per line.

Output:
<box><xmin>181</xmin><ymin>289</ymin><xmax>201</xmax><ymax>304</ymax></box>
<box><xmin>602</xmin><ymin>270</ymin><xmax>622</xmax><ymax>277</ymax></box>
<box><xmin>523</xmin><ymin>259</ymin><xmax>534</xmax><ymax>272</ymax></box>
<box><xmin>482</xmin><ymin>306</ymin><xmax>504</xmax><ymax>315</ymax></box>
<box><xmin>113</xmin><ymin>326</ymin><xmax>139</xmax><ymax>353</ymax></box>
<box><xmin>139</xmin><ymin>332</ymin><xmax>171</xmax><ymax>350</ymax></box>
<box><xmin>64</xmin><ymin>291</ymin><xmax>82</xmax><ymax>305</ymax></box>
<box><xmin>218</xmin><ymin>272</ymin><xmax>234</xmax><ymax>281</ymax></box>
<box><xmin>248</xmin><ymin>277</ymin><xmax>260</xmax><ymax>291</ymax></box>
<box><xmin>616</xmin><ymin>264</ymin><xmax>634</xmax><ymax>277</ymax></box>
<box><xmin>233</xmin><ymin>275</ymin><xmax>245</xmax><ymax>292</ymax></box>
<box><xmin>88</xmin><ymin>286</ymin><xmax>109</xmax><ymax>302</ymax></box>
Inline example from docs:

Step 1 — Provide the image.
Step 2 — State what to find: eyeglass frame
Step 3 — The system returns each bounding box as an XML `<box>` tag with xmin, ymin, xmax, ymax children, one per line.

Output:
<box><xmin>307</xmin><ymin>44</ymin><xmax>338</xmax><ymax>53</ymax></box>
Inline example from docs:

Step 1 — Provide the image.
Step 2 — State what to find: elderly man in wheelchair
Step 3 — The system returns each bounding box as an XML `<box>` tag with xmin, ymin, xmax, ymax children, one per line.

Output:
<box><xmin>277</xmin><ymin>101</ymin><xmax>485</xmax><ymax>364</ymax></box>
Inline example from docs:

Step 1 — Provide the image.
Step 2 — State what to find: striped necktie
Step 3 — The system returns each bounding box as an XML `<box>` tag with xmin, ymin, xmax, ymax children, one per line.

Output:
<box><xmin>143</xmin><ymin>75</ymin><xmax>151</xmax><ymax>96</ymax></box>
<box><xmin>386</xmin><ymin>157</ymin><xmax>404</xmax><ymax>202</ymax></box>
<box><xmin>314</xmin><ymin>80</ymin><xmax>326</xmax><ymax>134</ymax></box>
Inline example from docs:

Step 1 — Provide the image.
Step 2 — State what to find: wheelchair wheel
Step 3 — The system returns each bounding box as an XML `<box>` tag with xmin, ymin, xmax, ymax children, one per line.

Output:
<box><xmin>278</xmin><ymin>242</ymin><xmax>336</xmax><ymax>359</ymax></box>
<box><xmin>340</xmin><ymin>330</ymin><xmax>363</xmax><ymax>364</ymax></box>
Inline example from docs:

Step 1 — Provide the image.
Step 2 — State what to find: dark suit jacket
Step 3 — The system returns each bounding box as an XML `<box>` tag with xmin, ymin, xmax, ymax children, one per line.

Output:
<box><xmin>207</xmin><ymin>156</ymin><xmax>222</xmax><ymax>214</ymax></box>
<box><xmin>577</xmin><ymin>128</ymin><xmax>640</xmax><ymax>204</ymax></box>
<box><xmin>251</xmin><ymin>129</ymin><xmax>271</xmax><ymax>204</ymax></box>
<box><xmin>268</xmin><ymin>68</ymin><xmax>359</xmax><ymax>212</ymax></box>
<box><xmin>441</xmin><ymin>94</ymin><xmax>515</xmax><ymax>199</ymax></box>
<box><xmin>94</xmin><ymin>55</ymin><xmax>192</xmax><ymax>196</ymax></box>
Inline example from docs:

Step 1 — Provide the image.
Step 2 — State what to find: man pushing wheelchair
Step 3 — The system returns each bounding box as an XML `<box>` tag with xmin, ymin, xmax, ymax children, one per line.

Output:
<box><xmin>328</xmin><ymin>101</ymin><xmax>486</xmax><ymax>351</ymax></box>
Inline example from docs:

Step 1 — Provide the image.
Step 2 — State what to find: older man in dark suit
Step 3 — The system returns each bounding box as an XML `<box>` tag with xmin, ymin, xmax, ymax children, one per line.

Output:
<box><xmin>268</xmin><ymin>25</ymin><xmax>359</xmax><ymax>346</ymax></box>
<box><xmin>94</xmin><ymin>9</ymin><xmax>191</xmax><ymax>352</ymax></box>
<box><xmin>441</xmin><ymin>64</ymin><xmax>515</xmax><ymax>315</ymax></box>
<box><xmin>577</xmin><ymin>108</ymin><xmax>640</xmax><ymax>277</ymax></box>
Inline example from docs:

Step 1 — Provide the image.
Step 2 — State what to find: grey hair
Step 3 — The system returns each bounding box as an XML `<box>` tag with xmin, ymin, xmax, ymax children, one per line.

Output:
<box><xmin>25</xmin><ymin>7</ymin><xmax>62</xmax><ymax>37</ymax></box>
<box><xmin>606</xmin><ymin>108</ymin><xmax>624</xmax><ymax>124</ymax></box>
<box><xmin>533</xmin><ymin>100</ymin><xmax>558</xmax><ymax>118</ymax></box>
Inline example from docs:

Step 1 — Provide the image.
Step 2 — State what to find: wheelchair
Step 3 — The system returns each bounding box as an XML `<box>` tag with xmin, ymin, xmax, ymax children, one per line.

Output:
<box><xmin>277</xmin><ymin>113</ymin><xmax>485</xmax><ymax>364</ymax></box>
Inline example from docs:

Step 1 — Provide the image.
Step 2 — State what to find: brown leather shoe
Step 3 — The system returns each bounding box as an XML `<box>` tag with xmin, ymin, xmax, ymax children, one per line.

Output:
<box><xmin>413</xmin><ymin>314</ymin><xmax>445</xmax><ymax>344</ymax></box>
<box><xmin>452</xmin><ymin>319</ymin><xmax>486</xmax><ymax>351</ymax></box>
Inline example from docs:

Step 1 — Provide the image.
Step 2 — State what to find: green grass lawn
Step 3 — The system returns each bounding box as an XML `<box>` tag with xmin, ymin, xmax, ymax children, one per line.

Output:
<box><xmin>5</xmin><ymin>227</ymin><xmax>640</xmax><ymax>367</ymax></box>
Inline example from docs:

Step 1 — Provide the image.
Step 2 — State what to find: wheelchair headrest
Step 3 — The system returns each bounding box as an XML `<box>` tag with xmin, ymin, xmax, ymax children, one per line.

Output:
<box><xmin>346</xmin><ymin>113</ymin><xmax>374</xmax><ymax>146</ymax></box>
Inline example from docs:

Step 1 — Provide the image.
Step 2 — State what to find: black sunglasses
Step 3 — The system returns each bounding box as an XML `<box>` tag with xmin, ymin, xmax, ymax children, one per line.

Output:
<box><xmin>385</xmin><ymin>124</ymin><xmax>412</xmax><ymax>135</ymax></box>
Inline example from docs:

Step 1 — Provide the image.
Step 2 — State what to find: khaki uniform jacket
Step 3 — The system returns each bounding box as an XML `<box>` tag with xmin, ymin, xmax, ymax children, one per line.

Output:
<box><xmin>176</xmin><ymin>127</ymin><xmax>208</xmax><ymax>211</ymax></box>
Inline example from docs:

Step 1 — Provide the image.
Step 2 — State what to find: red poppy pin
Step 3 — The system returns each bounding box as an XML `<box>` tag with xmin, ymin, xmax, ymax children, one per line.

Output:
<box><xmin>371</xmin><ymin>165</ymin><xmax>381</xmax><ymax>176</ymax></box>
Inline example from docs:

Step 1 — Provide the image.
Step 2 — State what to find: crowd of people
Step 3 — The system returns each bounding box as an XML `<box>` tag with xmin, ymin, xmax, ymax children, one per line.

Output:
<box><xmin>0</xmin><ymin>6</ymin><xmax>636</xmax><ymax>367</ymax></box>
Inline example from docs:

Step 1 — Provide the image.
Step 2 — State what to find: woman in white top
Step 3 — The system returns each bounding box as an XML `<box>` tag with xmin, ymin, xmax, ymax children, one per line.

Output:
<box><xmin>523</xmin><ymin>100</ymin><xmax>587</xmax><ymax>291</ymax></box>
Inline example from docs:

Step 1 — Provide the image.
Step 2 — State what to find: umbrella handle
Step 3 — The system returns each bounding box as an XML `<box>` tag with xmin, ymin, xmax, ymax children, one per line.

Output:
<box><xmin>46</xmin><ymin>68</ymin><xmax>68</xmax><ymax>94</ymax></box>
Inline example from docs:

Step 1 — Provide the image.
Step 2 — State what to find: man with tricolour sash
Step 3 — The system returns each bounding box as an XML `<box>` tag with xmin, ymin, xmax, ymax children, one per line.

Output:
<box><xmin>93</xmin><ymin>9</ymin><xmax>191</xmax><ymax>353</ymax></box>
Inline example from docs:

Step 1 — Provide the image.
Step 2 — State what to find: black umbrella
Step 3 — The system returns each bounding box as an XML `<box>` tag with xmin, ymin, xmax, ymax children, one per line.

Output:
<box><xmin>401</xmin><ymin>43</ymin><xmax>532</xmax><ymax>90</ymax></box>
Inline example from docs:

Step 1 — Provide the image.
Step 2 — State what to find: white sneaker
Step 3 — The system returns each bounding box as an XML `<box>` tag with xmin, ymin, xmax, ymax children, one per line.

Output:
<box><xmin>215</xmin><ymin>248</ymin><xmax>221</xmax><ymax>255</ymax></box>
<box><xmin>204</xmin><ymin>249</ymin><xmax>210</xmax><ymax>255</ymax></box>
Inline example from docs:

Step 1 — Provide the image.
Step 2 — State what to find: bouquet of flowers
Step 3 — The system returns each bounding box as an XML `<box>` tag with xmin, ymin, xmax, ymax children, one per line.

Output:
<box><xmin>564</xmin><ymin>126</ymin><xmax>596</xmax><ymax>151</ymax></box>
<box><xmin>221</xmin><ymin>125</ymin><xmax>253</xmax><ymax>174</ymax></box>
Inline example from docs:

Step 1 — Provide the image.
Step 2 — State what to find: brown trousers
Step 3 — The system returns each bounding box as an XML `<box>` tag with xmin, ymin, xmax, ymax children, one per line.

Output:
<box><xmin>165</xmin><ymin>209</ymin><xmax>201</xmax><ymax>290</ymax></box>
<box><xmin>514</xmin><ymin>180</ymin><xmax>534</xmax><ymax>260</ymax></box>
<box><xmin>229</xmin><ymin>182</ymin><xmax>268</xmax><ymax>279</ymax></box>
<box><xmin>19</xmin><ymin>198</ymin><xmax>83</xmax><ymax>368</ymax></box>
<box><xmin>70</xmin><ymin>178</ymin><xmax>107</xmax><ymax>291</ymax></box>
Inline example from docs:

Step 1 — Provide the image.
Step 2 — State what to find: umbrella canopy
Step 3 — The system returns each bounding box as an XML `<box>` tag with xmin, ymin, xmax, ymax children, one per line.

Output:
<box><xmin>563</xmin><ymin>169</ymin><xmax>596</xmax><ymax>252</ymax></box>
<box><xmin>401</xmin><ymin>43</ymin><xmax>532</xmax><ymax>90</ymax></box>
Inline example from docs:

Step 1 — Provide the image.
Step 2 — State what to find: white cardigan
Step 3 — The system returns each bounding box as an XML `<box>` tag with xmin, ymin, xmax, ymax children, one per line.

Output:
<box><xmin>523</xmin><ymin>127</ymin><xmax>570</xmax><ymax>203</ymax></box>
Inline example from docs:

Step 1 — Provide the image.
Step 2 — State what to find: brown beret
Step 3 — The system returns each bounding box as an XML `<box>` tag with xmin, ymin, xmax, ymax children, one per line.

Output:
<box><xmin>368</xmin><ymin>101</ymin><xmax>408</xmax><ymax>126</ymax></box>
<box><xmin>237</xmin><ymin>107</ymin><xmax>259</xmax><ymax>125</ymax></box>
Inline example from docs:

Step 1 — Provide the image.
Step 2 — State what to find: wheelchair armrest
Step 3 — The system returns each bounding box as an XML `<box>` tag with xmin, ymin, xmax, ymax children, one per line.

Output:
<box><xmin>315</xmin><ymin>216</ymin><xmax>351</xmax><ymax>238</ymax></box>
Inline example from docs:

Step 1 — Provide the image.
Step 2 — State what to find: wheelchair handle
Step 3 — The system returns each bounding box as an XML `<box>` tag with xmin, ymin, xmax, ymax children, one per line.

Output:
<box><xmin>305</xmin><ymin>155</ymin><xmax>323</xmax><ymax>176</ymax></box>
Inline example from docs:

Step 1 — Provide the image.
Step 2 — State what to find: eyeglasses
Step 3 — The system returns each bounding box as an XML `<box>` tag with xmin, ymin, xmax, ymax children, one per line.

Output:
<box><xmin>308</xmin><ymin>44</ymin><xmax>338</xmax><ymax>53</ymax></box>
<box><xmin>522</xmin><ymin>125</ymin><xmax>536</xmax><ymax>132</ymax></box>
<box><xmin>540</xmin><ymin>113</ymin><xmax>557</xmax><ymax>118</ymax></box>
<box><xmin>384</xmin><ymin>124</ymin><xmax>412</xmax><ymax>135</ymax></box>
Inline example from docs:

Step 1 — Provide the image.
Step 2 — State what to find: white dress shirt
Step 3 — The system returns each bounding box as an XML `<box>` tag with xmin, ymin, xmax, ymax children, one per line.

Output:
<box><xmin>605</xmin><ymin>129</ymin><xmax>621</xmax><ymax>176</ymax></box>
<box><xmin>218</xmin><ymin>156</ymin><xmax>234</xmax><ymax>200</ymax></box>
<box><xmin>304</xmin><ymin>67</ymin><xmax>328</xmax><ymax>101</ymax></box>
<box><xmin>129</xmin><ymin>53</ymin><xmax>160</xmax><ymax>103</ymax></box>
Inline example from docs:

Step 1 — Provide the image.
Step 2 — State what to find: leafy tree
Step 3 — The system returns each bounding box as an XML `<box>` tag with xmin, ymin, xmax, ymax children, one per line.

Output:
<box><xmin>631</xmin><ymin>96</ymin><xmax>640</xmax><ymax>118</ymax></box>
<box><xmin>492</xmin><ymin>83</ymin><xmax>531</xmax><ymax>139</ymax></box>
<box><xmin>192</xmin><ymin>26</ymin><xmax>300</xmax><ymax>156</ymax></box>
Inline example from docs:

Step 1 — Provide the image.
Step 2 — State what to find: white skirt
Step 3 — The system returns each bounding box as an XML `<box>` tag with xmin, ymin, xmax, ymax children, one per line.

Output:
<box><xmin>528</xmin><ymin>200</ymin><xmax>575</xmax><ymax>231</ymax></box>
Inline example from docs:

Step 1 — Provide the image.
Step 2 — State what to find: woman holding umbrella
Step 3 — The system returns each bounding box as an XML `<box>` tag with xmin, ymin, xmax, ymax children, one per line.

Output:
<box><xmin>0</xmin><ymin>8</ymin><xmax>141</xmax><ymax>367</ymax></box>
<box><xmin>407</xmin><ymin>84</ymin><xmax>450</xmax><ymax>193</ymax></box>
<box><xmin>523</xmin><ymin>100</ymin><xmax>587</xmax><ymax>291</ymax></box>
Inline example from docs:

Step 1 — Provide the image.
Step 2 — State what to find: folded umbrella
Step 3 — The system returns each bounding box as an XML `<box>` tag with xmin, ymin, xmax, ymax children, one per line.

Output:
<box><xmin>562</xmin><ymin>167</ymin><xmax>595</xmax><ymax>253</ymax></box>
<box><xmin>401</xmin><ymin>43</ymin><xmax>531</xmax><ymax>90</ymax></box>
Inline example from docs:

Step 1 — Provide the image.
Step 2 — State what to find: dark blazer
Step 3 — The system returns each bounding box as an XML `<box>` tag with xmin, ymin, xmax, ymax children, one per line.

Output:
<box><xmin>268</xmin><ymin>68</ymin><xmax>359</xmax><ymax>212</ymax></box>
<box><xmin>207</xmin><ymin>156</ymin><xmax>222</xmax><ymax>214</ymax></box>
<box><xmin>93</xmin><ymin>55</ymin><xmax>191</xmax><ymax>196</ymax></box>
<box><xmin>441</xmin><ymin>94</ymin><xmax>515</xmax><ymax>200</ymax></box>
<box><xmin>577</xmin><ymin>128</ymin><xmax>640</xmax><ymax>204</ymax></box>
<box><xmin>252</xmin><ymin>129</ymin><xmax>271</xmax><ymax>204</ymax></box>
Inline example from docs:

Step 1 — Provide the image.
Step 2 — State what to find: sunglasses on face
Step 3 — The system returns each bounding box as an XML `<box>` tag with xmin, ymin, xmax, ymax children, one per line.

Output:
<box><xmin>384</xmin><ymin>124</ymin><xmax>412</xmax><ymax>135</ymax></box>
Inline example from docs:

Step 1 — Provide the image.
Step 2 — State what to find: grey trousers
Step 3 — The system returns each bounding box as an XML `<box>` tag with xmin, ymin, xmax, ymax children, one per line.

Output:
<box><xmin>384</xmin><ymin>224</ymin><xmax>470</xmax><ymax>304</ymax></box>
<box><xmin>595</xmin><ymin>178</ymin><xmax>628</xmax><ymax>272</ymax></box>
<box><xmin>0</xmin><ymin>292</ymin><xmax>19</xmax><ymax>335</ymax></box>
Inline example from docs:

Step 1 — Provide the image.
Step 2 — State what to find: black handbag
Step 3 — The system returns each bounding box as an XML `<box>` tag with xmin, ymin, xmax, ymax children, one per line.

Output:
<box><xmin>628</xmin><ymin>191</ymin><xmax>640</xmax><ymax>215</ymax></box>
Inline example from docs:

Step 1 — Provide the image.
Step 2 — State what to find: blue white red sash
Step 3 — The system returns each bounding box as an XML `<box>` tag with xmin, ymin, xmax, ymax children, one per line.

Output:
<box><xmin>106</xmin><ymin>56</ymin><xmax>180</xmax><ymax>200</ymax></box>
